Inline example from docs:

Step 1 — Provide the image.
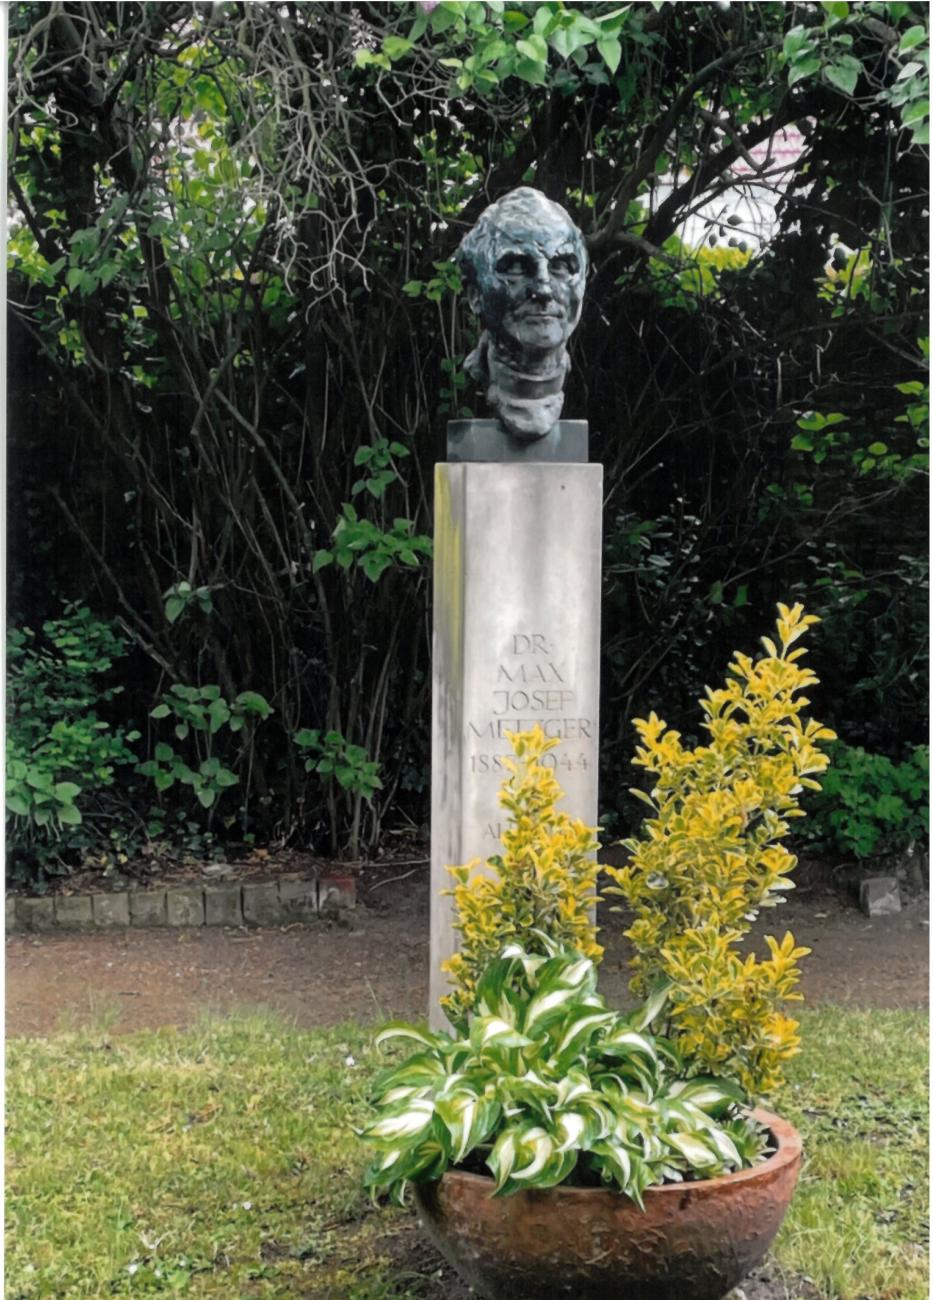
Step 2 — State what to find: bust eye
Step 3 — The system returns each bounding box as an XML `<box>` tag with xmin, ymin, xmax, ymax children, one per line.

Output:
<box><xmin>495</xmin><ymin>254</ymin><xmax>534</xmax><ymax>277</ymax></box>
<box><xmin>550</xmin><ymin>254</ymin><xmax>579</xmax><ymax>277</ymax></box>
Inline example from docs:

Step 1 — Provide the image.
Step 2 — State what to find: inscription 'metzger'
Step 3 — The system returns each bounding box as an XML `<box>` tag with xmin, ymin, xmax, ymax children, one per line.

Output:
<box><xmin>469</xmin><ymin>717</ymin><xmax>592</xmax><ymax>740</ymax></box>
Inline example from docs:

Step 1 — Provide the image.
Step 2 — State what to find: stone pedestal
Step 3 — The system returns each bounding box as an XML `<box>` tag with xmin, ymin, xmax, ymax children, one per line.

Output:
<box><xmin>430</xmin><ymin>461</ymin><xmax>602</xmax><ymax>1026</ymax></box>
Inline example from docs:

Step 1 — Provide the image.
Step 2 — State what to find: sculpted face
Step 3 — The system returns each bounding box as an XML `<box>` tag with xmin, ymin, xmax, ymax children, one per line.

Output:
<box><xmin>475</xmin><ymin>221</ymin><xmax>585</xmax><ymax>357</ymax></box>
<box><xmin>456</xmin><ymin>188</ymin><xmax>587</xmax><ymax>440</ymax></box>
<box><xmin>458</xmin><ymin>189</ymin><xmax>587</xmax><ymax>366</ymax></box>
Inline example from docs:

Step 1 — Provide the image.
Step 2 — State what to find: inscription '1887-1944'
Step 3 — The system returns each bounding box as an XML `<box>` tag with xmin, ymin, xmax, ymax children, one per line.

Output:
<box><xmin>467</xmin><ymin>632</ymin><xmax>596</xmax><ymax>840</ymax></box>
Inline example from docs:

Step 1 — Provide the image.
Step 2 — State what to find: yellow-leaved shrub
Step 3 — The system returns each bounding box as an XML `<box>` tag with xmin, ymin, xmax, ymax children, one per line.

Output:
<box><xmin>606</xmin><ymin>603</ymin><xmax>837</xmax><ymax>1097</ymax></box>
<box><xmin>441</xmin><ymin>726</ymin><xmax>601</xmax><ymax>1029</ymax></box>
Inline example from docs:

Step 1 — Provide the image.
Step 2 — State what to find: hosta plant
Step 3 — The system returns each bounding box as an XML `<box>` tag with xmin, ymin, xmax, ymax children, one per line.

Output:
<box><xmin>361</xmin><ymin>935</ymin><xmax>768</xmax><ymax>1205</ymax></box>
<box><xmin>606</xmin><ymin>603</ymin><xmax>836</xmax><ymax>1095</ymax></box>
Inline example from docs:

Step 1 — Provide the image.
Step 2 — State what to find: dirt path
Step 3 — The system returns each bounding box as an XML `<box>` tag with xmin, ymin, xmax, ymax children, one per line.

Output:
<box><xmin>5</xmin><ymin>873</ymin><xmax>928</xmax><ymax>1038</ymax></box>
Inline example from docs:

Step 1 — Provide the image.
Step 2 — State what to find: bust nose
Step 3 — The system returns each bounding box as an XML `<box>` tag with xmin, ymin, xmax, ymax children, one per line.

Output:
<box><xmin>527</xmin><ymin>258</ymin><xmax>554</xmax><ymax>301</ymax></box>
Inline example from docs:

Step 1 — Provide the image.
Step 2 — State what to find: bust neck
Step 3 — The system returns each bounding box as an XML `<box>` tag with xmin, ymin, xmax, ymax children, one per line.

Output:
<box><xmin>465</xmin><ymin>332</ymin><xmax>569</xmax><ymax>439</ymax></box>
<box><xmin>465</xmin><ymin>330</ymin><xmax>569</xmax><ymax>441</ymax></box>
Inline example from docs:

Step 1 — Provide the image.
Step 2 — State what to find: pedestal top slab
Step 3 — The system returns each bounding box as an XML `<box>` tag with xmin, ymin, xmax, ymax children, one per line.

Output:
<box><xmin>446</xmin><ymin>418</ymin><xmax>588</xmax><ymax>464</ymax></box>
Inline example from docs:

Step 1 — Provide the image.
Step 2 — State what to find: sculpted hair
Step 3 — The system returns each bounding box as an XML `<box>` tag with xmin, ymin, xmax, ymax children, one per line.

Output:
<box><xmin>455</xmin><ymin>187</ymin><xmax>588</xmax><ymax>291</ymax></box>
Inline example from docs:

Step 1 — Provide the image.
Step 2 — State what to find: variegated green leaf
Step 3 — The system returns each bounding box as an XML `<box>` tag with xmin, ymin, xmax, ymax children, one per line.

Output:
<box><xmin>704</xmin><ymin>1124</ymin><xmax>742</xmax><ymax>1168</ymax></box>
<box><xmin>590</xmin><ymin>1137</ymin><xmax>632</xmax><ymax>1187</ymax></box>
<box><xmin>508</xmin><ymin>1125</ymin><xmax>555</xmax><ymax>1182</ymax></box>
<box><xmin>363</xmin><ymin>1096</ymin><xmax>435</xmax><ymax>1143</ymax></box>
<box><xmin>377</xmin><ymin>1084</ymin><xmax>426</xmax><ymax>1106</ymax></box>
<box><xmin>624</xmin><ymin>1154</ymin><xmax>655</xmax><ymax>1211</ymax></box>
<box><xmin>435</xmin><ymin>1089</ymin><xmax>501</xmax><ymax>1163</ymax></box>
<box><xmin>374</xmin><ymin>1021</ymin><xmax>441</xmax><ymax>1052</ymax></box>
<box><xmin>662</xmin><ymin>1097</ymin><xmax>712</xmax><ymax>1129</ymax></box>
<box><xmin>599</xmin><ymin>1028</ymin><xmax>659</xmax><ymax>1064</ymax></box>
<box><xmin>523</xmin><ymin>982</ymin><xmax>581</xmax><ymax>1030</ymax></box>
<box><xmin>639</xmin><ymin>1131</ymin><xmax>666</xmax><ymax>1162</ymax></box>
<box><xmin>516</xmin><ymin>1146</ymin><xmax>578</xmax><ymax>1191</ymax></box>
<box><xmin>606</xmin><ymin>1087</ymin><xmax>655</xmax><ymax>1123</ymax></box>
<box><xmin>619</xmin><ymin>980</ymin><xmax>671</xmax><ymax>1032</ymax></box>
<box><xmin>522</xmin><ymin>927</ymin><xmax>562</xmax><ymax>959</ymax></box>
<box><xmin>552</xmin><ymin>1100</ymin><xmax>612</xmax><ymax>1152</ymax></box>
<box><xmin>656</xmin><ymin>1036</ymin><xmax>685</xmax><ymax>1072</ymax></box>
<box><xmin>487</xmin><ymin>1125</ymin><xmax>519</xmax><ymax>1189</ymax></box>
<box><xmin>552</xmin><ymin>1109</ymin><xmax>586</xmax><ymax>1152</ymax></box>
<box><xmin>553</xmin><ymin>1005</ymin><xmax>615</xmax><ymax>1059</ymax></box>
<box><xmin>372</xmin><ymin>1050</ymin><xmax>448</xmax><ymax>1095</ymax></box>
<box><xmin>552</xmin><ymin>1067</ymin><xmax>594</xmax><ymax>1108</ymax></box>
<box><xmin>474</xmin><ymin>954</ymin><xmax>523</xmax><ymax>1019</ymax></box>
<box><xmin>666</xmin><ymin>1075</ymin><xmax>745</xmax><ymax>1115</ymax></box>
<box><xmin>533</xmin><ymin>950</ymin><xmax>596</xmax><ymax>994</ymax></box>
<box><xmin>434</xmin><ymin>1070</ymin><xmax>470</xmax><ymax>1098</ymax></box>
<box><xmin>497</xmin><ymin>1068</ymin><xmax>555</xmax><ymax>1114</ymax></box>
<box><xmin>500</xmin><ymin>940</ymin><xmax>549</xmax><ymax>981</ymax></box>
<box><xmin>664</xmin><ymin>1130</ymin><xmax>719</xmax><ymax>1167</ymax></box>
<box><xmin>364</xmin><ymin>1134</ymin><xmax>448</xmax><ymax>1194</ymax></box>
<box><xmin>470</xmin><ymin>1015</ymin><xmax>533</xmax><ymax>1053</ymax></box>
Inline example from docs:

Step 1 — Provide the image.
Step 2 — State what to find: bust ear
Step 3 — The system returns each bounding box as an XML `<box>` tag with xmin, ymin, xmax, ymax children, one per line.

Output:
<box><xmin>467</xmin><ymin>284</ymin><xmax>483</xmax><ymax>313</ymax></box>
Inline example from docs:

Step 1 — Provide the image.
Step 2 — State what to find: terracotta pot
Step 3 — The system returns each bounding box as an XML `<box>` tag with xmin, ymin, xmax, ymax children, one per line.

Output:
<box><xmin>413</xmin><ymin>1108</ymin><xmax>801</xmax><ymax>1300</ymax></box>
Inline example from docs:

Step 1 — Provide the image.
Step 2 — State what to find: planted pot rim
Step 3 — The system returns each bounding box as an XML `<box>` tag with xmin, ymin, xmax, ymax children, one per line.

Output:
<box><xmin>433</xmin><ymin>1106</ymin><xmax>801</xmax><ymax>1200</ymax></box>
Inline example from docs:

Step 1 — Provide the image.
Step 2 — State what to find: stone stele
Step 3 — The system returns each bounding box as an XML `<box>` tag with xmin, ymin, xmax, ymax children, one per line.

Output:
<box><xmin>429</xmin><ymin>462</ymin><xmax>602</xmax><ymax>1027</ymax></box>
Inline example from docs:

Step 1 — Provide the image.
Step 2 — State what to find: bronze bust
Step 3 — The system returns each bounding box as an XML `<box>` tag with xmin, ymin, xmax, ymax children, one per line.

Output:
<box><xmin>455</xmin><ymin>187</ymin><xmax>588</xmax><ymax>441</ymax></box>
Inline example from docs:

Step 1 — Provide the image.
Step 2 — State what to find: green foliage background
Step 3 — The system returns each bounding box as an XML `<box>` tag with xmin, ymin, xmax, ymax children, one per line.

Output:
<box><xmin>7</xmin><ymin>1</ymin><xmax>929</xmax><ymax>877</ymax></box>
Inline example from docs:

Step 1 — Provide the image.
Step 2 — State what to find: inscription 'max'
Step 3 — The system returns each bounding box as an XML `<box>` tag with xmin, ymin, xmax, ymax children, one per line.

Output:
<box><xmin>467</xmin><ymin>632</ymin><xmax>595</xmax><ymax>842</ymax></box>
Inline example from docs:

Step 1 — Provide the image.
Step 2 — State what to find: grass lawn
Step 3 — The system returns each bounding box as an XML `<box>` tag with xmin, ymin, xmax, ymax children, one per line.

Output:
<box><xmin>5</xmin><ymin>1005</ymin><xmax>928</xmax><ymax>1299</ymax></box>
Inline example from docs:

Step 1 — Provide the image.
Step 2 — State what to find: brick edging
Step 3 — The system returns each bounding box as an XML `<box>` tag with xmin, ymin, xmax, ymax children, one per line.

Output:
<box><xmin>5</xmin><ymin>876</ymin><xmax>355</xmax><ymax>934</ymax></box>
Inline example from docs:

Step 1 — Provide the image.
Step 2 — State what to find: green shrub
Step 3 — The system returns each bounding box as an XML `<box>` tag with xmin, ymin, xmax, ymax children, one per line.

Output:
<box><xmin>140</xmin><ymin>684</ymin><xmax>273</xmax><ymax>843</ymax></box>
<box><xmin>6</xmin><ymin>606</ymin><xmax>141</xmax><ymax>884</ymax></box>
<box><xmin>141</xmin><ymin>685</ymin><xmax>271</xmax><ymax>806</ymax></box>
<box><xmin>801</xmin><ymin>741</ymin><xmax>929</xmax><ymax>861</ymax></box>
<box><xmin>293</xmin><ymin>728</ymin><xmax>383</xmax><ymax>801</ymax></box>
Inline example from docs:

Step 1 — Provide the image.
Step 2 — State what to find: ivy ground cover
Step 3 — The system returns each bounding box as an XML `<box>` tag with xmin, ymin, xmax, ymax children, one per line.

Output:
<box><xmin>5</xmin><ymin>1007</ymin><xmax>927</xmax><ymax>1299</ymax></box>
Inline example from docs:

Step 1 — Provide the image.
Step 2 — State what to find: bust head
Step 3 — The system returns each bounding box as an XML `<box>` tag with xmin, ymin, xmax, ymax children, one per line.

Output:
<box><xmin>456</xmin><ymin>188</ymin><xmax>588</xmax><ymax>440</ymax></box>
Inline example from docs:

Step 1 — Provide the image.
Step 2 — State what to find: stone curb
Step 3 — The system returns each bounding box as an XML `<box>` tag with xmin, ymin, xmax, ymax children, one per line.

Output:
<box><xmin>5</xmin><ymin>877</ymin><xmax>355</xmax><ymax>934</ymax></box>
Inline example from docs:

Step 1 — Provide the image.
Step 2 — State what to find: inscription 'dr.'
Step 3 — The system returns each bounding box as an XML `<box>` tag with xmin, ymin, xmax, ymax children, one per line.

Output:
<box><xmin>495</xmin><ymin>640</ymin><xmax>567</xmax><ymax>712</ymax></box>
